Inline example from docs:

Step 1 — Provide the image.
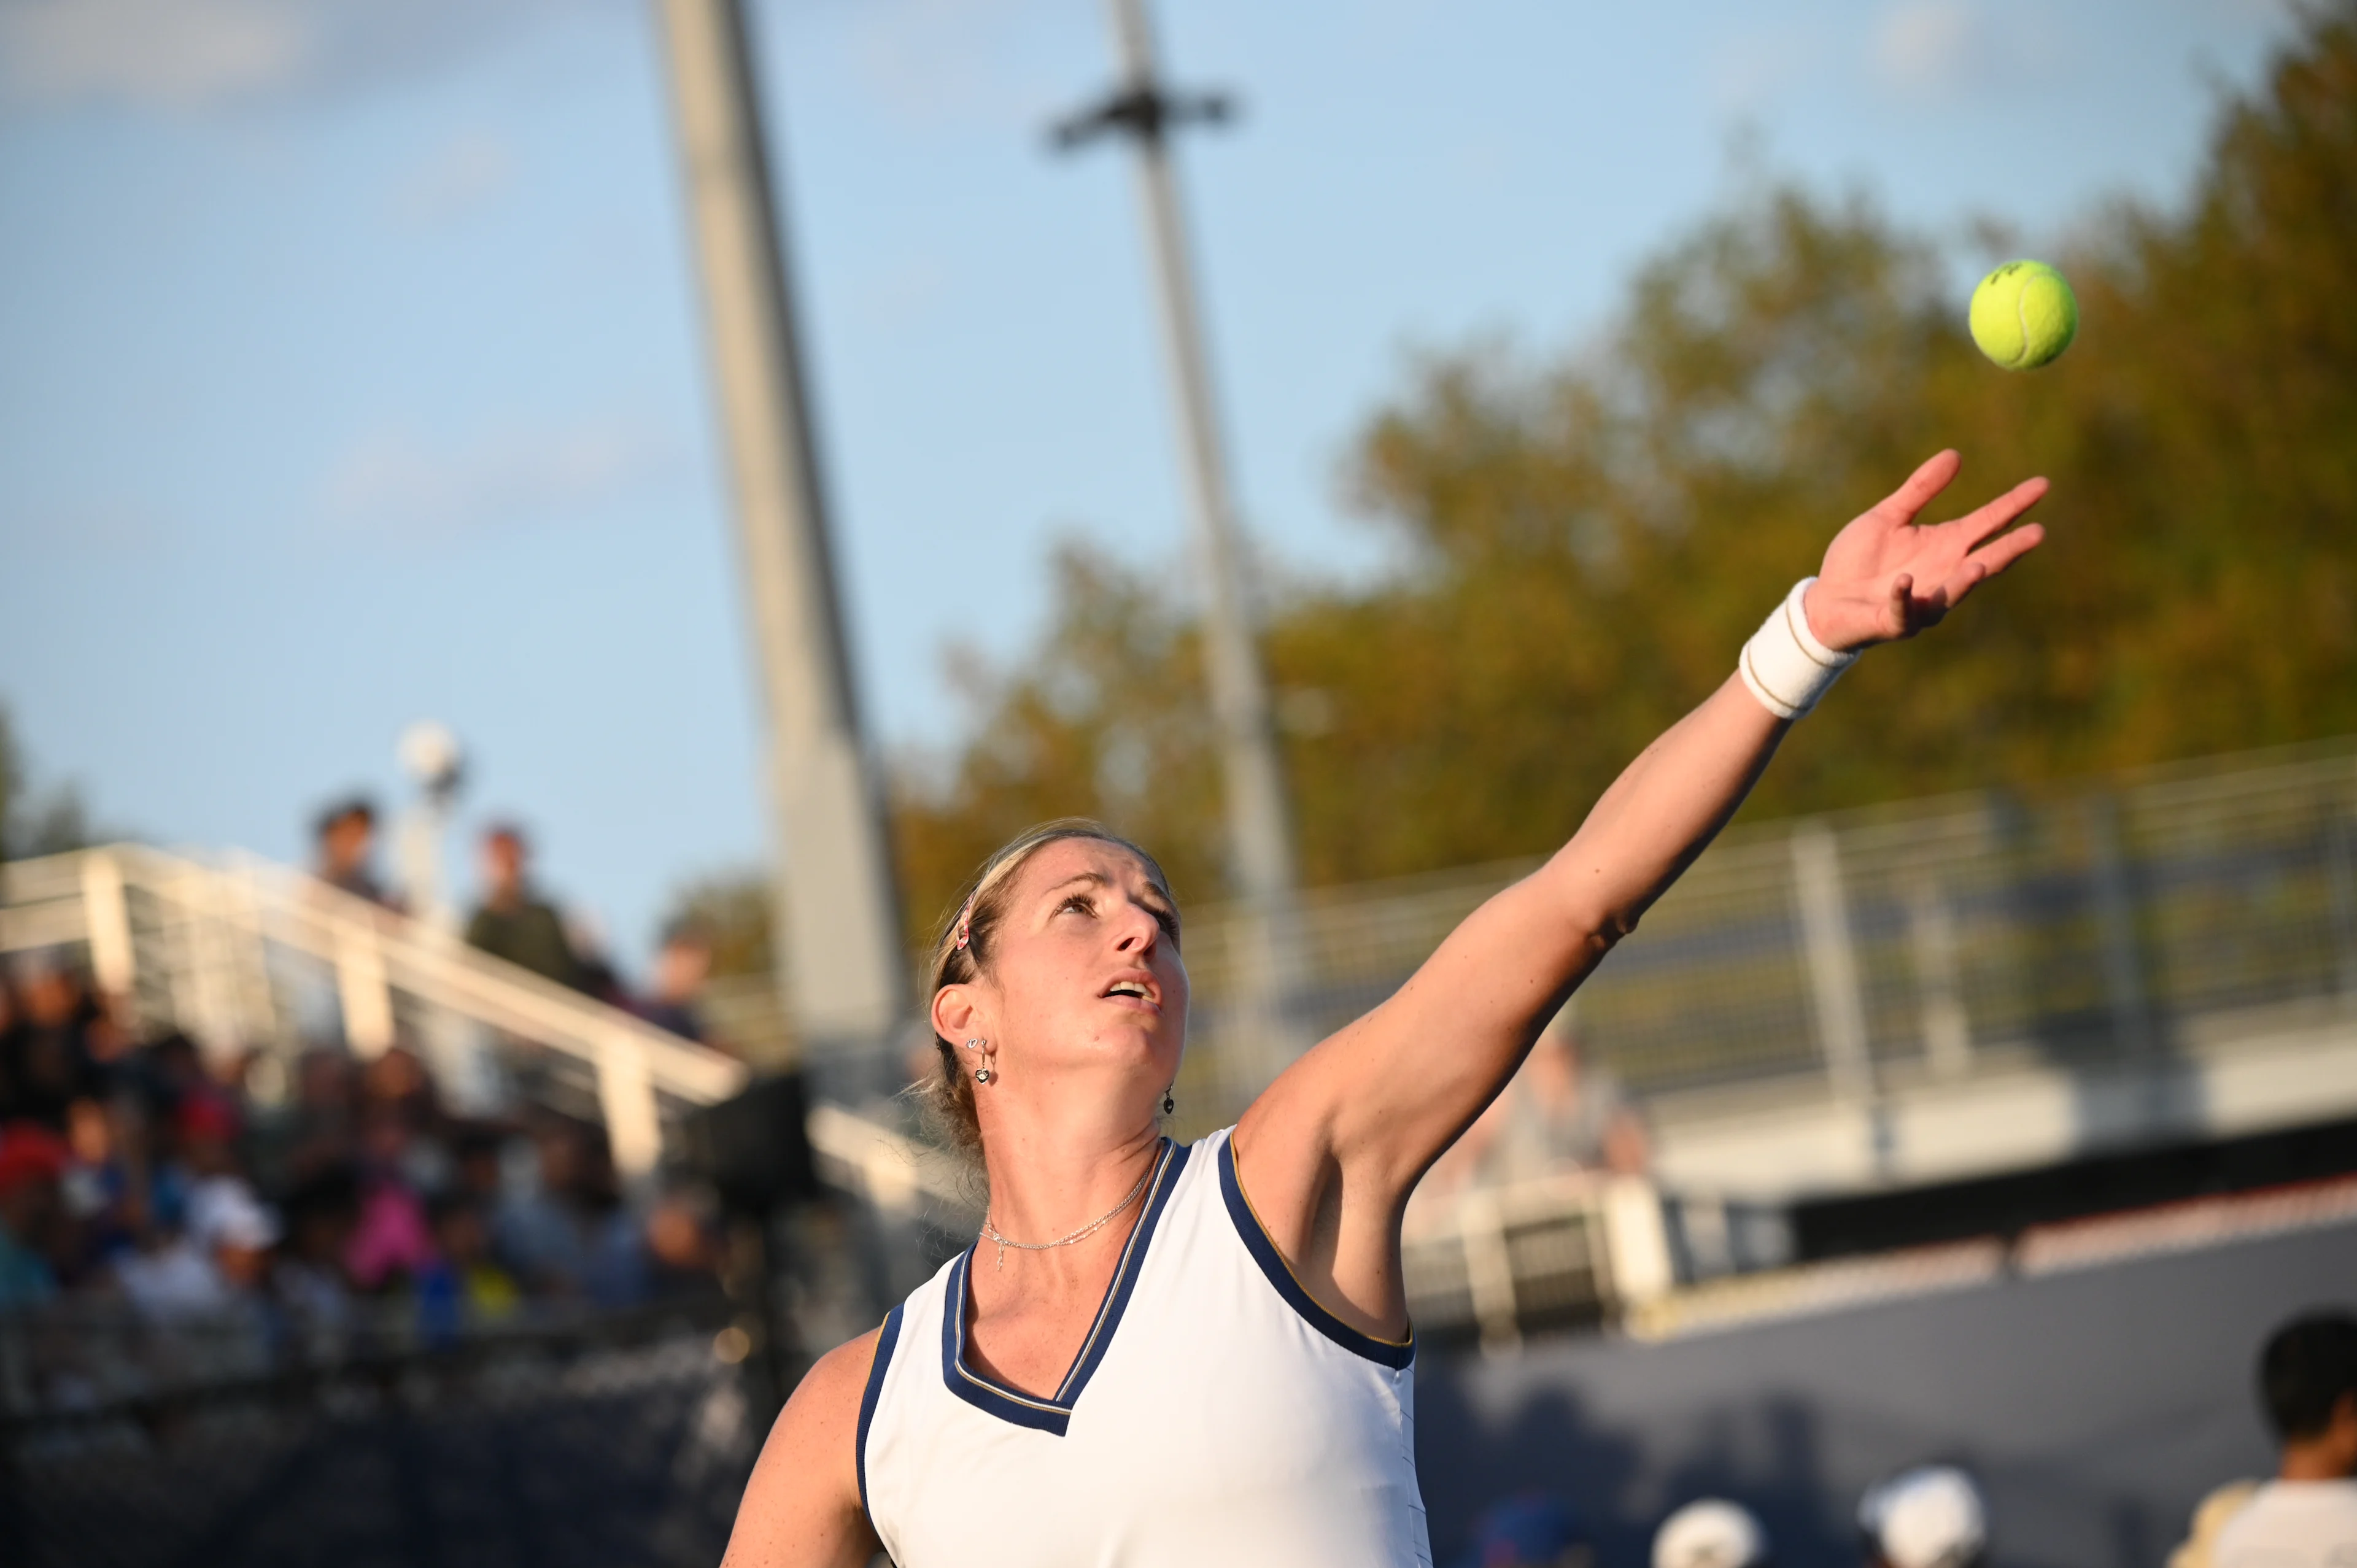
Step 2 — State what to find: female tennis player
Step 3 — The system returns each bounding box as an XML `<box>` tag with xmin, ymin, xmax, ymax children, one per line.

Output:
<box><xmin>722</xmin><ymin>451</ymin><xmax>2046</xmax><ymax>1567</ymax></box>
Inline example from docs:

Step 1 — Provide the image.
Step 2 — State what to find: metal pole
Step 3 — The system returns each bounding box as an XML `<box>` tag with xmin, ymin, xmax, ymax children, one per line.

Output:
<box><xmin>655</xmin><ymin>0</ymin><xmax>908</xmax><ymax>1067</ymax></box>
<box><xmin>2083</xmin><ymin>794</ymin><xmax>2151</xmax><ymax>1060</ymax></box>
<box><xmin>1052</xmin><ymin>0</ymin><xmax>1304</xmax><ymax>1095</ymax></box>
<box><xmin>1791</xmin><ymin>824</ymin><xmax>1873</xmax><ymax>1102</ymax></box>
<box><xmin>1098</xmin><ymin>0</ymin><xmax>1299</xmax><ymax>911</ymax></box>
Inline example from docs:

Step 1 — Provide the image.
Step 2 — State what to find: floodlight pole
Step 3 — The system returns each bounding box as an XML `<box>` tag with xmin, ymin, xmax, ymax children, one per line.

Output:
<box><xmin>1052</xmin><ymin>0</ymin><xmax>1303</xmax><ymax>1089</ymax></box>
<box><xmin>655</xmin><ymin>0</ymin><xmax>908</xmax><ymax>1074</ymax></box>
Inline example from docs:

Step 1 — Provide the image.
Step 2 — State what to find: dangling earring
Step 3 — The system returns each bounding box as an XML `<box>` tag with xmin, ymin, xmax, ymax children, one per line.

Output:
<box><xmin>962</xmin><ymin>1037</ymin><xmax>993</xmax><ymax>1084</ymax></box>
<box><xmin>1163</xmin><ymin>1087</ymin><xmax>1175</xmax><ymax>1115</ymax></box>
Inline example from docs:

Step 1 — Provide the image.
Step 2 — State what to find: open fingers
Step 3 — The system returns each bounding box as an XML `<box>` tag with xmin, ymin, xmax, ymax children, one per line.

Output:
<box><xmin>1940</xmin><ymin>522</ymin><xmax>2045</xmax><ymax>606</ymax></box>
<box><xmin>1943</xmin><ymin>476</ymin><xmax>2049</xmax><ymax>550</ymax></box>
<box><xmin>1878</xmin><ymin>449</ymin><xmax>1964</xmax><ymax>527</ymax></box>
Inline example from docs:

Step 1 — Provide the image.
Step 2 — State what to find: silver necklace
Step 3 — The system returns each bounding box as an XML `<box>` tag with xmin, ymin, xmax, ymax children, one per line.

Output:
<box><xmin>980</xmin><ymin>1154</ymin><xmax>1156</xmax><ymax>1272</ymax></box>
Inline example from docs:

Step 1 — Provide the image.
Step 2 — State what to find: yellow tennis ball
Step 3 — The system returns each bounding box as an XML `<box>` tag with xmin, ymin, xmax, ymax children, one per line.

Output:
<box><xmin>1969</xmin><ymin>259</ymin><xmax>2078</xmax><ymax>369</ymax></box>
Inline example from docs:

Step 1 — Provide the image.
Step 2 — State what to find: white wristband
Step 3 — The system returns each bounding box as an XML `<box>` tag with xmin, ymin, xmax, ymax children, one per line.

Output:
<box><xmin>1738</xmin><ymin>577</ymin><xmax>1856</xmax><ymax>720</ymax></box>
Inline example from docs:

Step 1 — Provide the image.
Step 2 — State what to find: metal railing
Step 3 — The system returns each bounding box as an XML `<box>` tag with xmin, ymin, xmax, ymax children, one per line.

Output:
<box><xmin>1402</xmin><ymin>1170</ymin><xmax>1675</xmax><ymax>1352</ymax></box>
<box><xmin>0</xmin><ymin>844</ymin><xmax>985</xmax><ymax>1211</ymax></box>
<box><xmin>0</xmin><ymin>845</ymin><xmax>751</xmax><ymax>1177</ymax></box>
<box><xmin>1174</xmin><ymin>738</ymin><xmax>2357</xmax><ymax>1124</ymax></box>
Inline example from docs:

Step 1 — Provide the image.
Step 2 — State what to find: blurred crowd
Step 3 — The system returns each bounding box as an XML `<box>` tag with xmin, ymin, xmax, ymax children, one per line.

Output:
<box><xmin>0</xmin><ymin>957</ymin><xmax>721</xmax><ymax>1340</ymax></box>
<box><xmin>1455</xmin><ymin>1310</ymin><xmax>2357</xmax><ymax>1568</ymax></box>
<box><xmin>0</xmin><ymin>796</ymin><xmax>739</xmax><ymax>1410</ymax></box>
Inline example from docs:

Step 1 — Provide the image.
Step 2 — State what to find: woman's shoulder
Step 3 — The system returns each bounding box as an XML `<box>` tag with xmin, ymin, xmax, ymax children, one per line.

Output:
<box><xmin>805</xmin><ymin>1326</ymin><xmax>883</xmax><ymax>1396</ymax></box>
<box><xmin>765</xmin><ymin>1326</ymin><xmax>883</xmax><ymax>1464</ymax></box>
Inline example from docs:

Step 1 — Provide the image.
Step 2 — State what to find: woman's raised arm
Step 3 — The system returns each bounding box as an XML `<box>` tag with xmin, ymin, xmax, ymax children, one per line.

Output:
<box><xmin>1234</xmin><ymin>450</ymin><xmax>2046</xmax><ymax>1336</ymax></box>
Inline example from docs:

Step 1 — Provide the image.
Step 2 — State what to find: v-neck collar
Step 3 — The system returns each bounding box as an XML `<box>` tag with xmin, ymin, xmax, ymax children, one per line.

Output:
<box><xmin>940</xmin><ymin>1138</ymin><xmax>1188</xmax><ymax>1436</ymax></box>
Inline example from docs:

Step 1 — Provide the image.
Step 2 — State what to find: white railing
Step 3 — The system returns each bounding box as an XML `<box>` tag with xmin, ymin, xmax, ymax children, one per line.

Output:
<box><xmin>0</xmin><ymin>843</ymin><xmax>983</xmax><ymax>1214</ymax></box>
<box><xmin>0</xmin><ymin>844</ymin><xmax>748</xmax><ymax>1178</ymax></box>
<box><xmin>1174</xmin><ymin>737</ymin><xmax>2357</xmax><ymax>1126</ymax></box>
<box><xmin>1401</xmin><ymin>1171</ymin><xmax>1675</xmax><ymax>1351</ymax></box>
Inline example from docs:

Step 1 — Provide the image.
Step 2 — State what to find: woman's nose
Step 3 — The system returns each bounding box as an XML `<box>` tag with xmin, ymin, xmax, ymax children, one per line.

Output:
<box><xmin>1113</xmin><ymin>904</ymin><xmax>1158</xmax><ymax>952</ymax></box>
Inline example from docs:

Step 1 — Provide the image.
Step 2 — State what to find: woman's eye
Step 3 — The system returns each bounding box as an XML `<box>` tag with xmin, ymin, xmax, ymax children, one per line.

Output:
<box><xmin>1060</xmin><ymin>894</ymin><xmax>1094</xmax><ymax>915</ymax></box>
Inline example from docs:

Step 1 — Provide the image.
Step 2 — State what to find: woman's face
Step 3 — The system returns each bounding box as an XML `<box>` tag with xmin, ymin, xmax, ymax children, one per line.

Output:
<box><xmin>943</xmin><ymin>838</ymin><xmax>1189</xmax><ymax>1103</ymax></box>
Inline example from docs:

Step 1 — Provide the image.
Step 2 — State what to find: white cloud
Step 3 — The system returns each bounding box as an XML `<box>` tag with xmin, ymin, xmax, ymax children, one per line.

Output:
<box><xmin>1874</xmin><ymin>0</ymin><xmax>1988</xmax><ymax>96</ymax></box>
<box><xmin>1870</xmin><ymin>0</ymin><xmax>2076</xmax><ymax>101</ymax></box>
<box><xmin>393</xmin><ymin>130</ymin><xmax>518</xmax><ymax>226</ymax></box>
<box><xmin>0</xmin><ymin>0</ymin><xmax>594</xmax><ymax>112</ymax></box>
<box><xmin>321</xmin><ymin>415</ymin><xmax>680</xmax><ymax>535</ymax></box>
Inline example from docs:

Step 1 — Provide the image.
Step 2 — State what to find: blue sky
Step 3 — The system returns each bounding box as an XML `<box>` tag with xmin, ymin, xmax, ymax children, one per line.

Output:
<box><xmin>0</xmin><ymin>0</ymin><xmax>2302</xmax><ymax>972</ymax></box>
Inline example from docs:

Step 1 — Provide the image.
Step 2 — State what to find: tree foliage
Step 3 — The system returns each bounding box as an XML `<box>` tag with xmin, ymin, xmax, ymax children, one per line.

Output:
<box><xmin>891</xmin><ymin>4</ymin><xmax>2357</xmax><ymax>938</ymax></box>
<box><xmin>0</xmin><ymin>703</ymin><xmax>95</xmax><ymax>865</ymax></box>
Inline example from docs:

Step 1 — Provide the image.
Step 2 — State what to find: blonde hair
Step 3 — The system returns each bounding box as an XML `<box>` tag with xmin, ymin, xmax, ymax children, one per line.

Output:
<box><xmin>918</xmin><ymin>819</ymin><xmax>1176</xmax><ymax>1162</ymax></box>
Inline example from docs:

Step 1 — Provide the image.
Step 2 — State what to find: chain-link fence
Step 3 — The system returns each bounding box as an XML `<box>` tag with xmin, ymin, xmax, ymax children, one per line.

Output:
<box><xmin>1173</xmin><ymin>740</ymin><xmax>2357</xmax><ymax>1125</ymax></box>
<box><xmin>1</xmin><ymin>1305</ymin><xmax>756</xmax><ymax>1568</ymax></box>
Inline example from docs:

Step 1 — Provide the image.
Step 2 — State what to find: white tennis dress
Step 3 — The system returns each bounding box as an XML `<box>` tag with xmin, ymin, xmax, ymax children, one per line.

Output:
<box><xmin>857</xmin><ymin>1128</ymin><xmax>1434</xmax><ymax>1567</ymax></box>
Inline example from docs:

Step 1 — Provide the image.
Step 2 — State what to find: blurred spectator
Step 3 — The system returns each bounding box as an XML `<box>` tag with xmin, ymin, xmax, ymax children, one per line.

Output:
<box><xmin>0</xmin><ymin>1121</ymin><xmax>68</xmax><ymax>1308</ymax></box>
<box><xmin>143</xmin><ymin>1032</ymin><xmax>230</xmax><ymax>1152</ymax></box>
<box><xmin>1859</xmin><ymin>1466</ymin><xmax>1986</xmax><ymax>1568</ymax></box>
<box><xmin>2172</xmin><ymin>1480</ymin><xmax>2262</xmax><ymax>1568</ymax></box>
<box><xmin>638</xmin><ymin>922</ymin><xmax>714</xmax><ymax>1043</ymax></box>
<box><xmin>1</xmin><ymin>957</ymin><xmax>103</xmax><ymax>1131</ymax></box>
<box><xmin>273</xmin><ymin>1164</ymin><xmax>360</xmax><ymax>1350</ymax></box>
<box><xmin>343</xmin><ymin>1106</ymin><xmax>436</xmax><ymax>1292</ymax></box>
<box><xmin>464</xmin><ymin>824</ymin><xmax>586</xmax><ymax>991</ymax></box>
<box><xmin>2213</xmin><ymin>1311</ymin><xmax>2357</xmax><ymax>1567</ymax></box>
<box><xmin>1441</xmin><ymin>1011</ymin><xmax>1649</xmax><ymax>1191</ymax></box>
<box><xmin>187</xmin><ymin>1170</ymin><xmax>279</xmax><ymax>1295</ymax></box>
<box><xmin>114</xmin><ymin>1220</ymin><xmax>225</xmax><ymax>1318</ymax></box>
<box><xmin>248</xmin><ymin>1046</ymin><xmax>358</xmax><ymax>1196</ymax></box>
<box><xmin>360</xmin><ymin>1045</ymin><xmax>451</xmax><ymax>1191</ymax></box>
<box><xmin>1457</xmin><ymin>1493</ymin><xmax>1589</xmax><ymax>1568</ymax></box>
<box><xmin>644</xmin><ymin>1186</ymin><xmax>719</xmax><ymax>1286</ymax></box>
<box><xmin>312</xmin><ymin>795</ymin><xmax>393</xmax><ymax>906</ymax></box>
<box><xmin>449</xmin><ymin>1123</ymin><xmax>511</xmax><ymax>1209</ymax></box>
<box><xmin>568</xmin><ymin>911</ymin><xmax>631</xmax><ymax>1010</ymax></box>
<box><xmin>58</xmin><ymin>1094</ymin><xmax>139</xmax><ymax>1276</ymax></box>
<box><xmin>495</xmin><ymin>1114</ymin><xmax>646</xmax><ymax>1307</ymax></box>
<box><xmin>1654</xmin><ymin>1499</ymin><xmax>1769</xmax><ymax>1568</ymax></box>
<box><xmin>418</xmin><ymin>1192</ymin><xmax>520</xmax><ymax>1343</ymax></box>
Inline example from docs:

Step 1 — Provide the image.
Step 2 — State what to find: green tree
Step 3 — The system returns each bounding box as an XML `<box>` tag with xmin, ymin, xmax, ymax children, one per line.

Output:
<box><xmin>0</xmin><ymin>703</ymin><xmax>95</xmax><ymax>864</ymax></box>
<box><xmin>658</xmin><ymin>872</ymin><xmax>776</xmax><ymax>981</ymax></box>
<box><xmin>891</xmin><ymin>1</ymin><xmax>2357</xmax><ymax>925</ymax></box>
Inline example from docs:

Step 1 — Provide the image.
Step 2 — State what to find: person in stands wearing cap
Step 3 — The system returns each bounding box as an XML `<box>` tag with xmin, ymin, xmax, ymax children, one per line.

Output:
<box><xmin>1654</xmin><ymin>1499</ymin><xmax>1770</xmax><ymax>1568</ymax></box>
<box><xmin>2213</xmin><ymin>1310</ymin><xmax>2357</xmax><ymax>1568</ymax></box>
<box><xmin>1859</xmin><ymin>1466</ymin><xmax>1986</xmax><ymax>1568</ymax></box>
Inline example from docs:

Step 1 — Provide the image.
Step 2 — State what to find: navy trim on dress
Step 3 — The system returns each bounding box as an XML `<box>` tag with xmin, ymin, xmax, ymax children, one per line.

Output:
<box><xmin>939</xmin><ymin>1139</ymin><xmax>1190</xmax><ymax>1437</ymax></box>
<box><xmin>1218</xmin><ymin>1134</ymin><xmax>1415</xmax><ymax>1370</ymax></box>
<box><xmin>855</xmin><ymin>1302</ymin><xmax>904</xmax><ymax>1521</ymax></box>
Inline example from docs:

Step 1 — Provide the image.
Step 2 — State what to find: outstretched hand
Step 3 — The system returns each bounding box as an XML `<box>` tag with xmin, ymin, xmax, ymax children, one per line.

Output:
<box><xmin>1803</xmin><ymin>450</ymin><xmax>2047</xmax><ymax>652</ymax></box>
